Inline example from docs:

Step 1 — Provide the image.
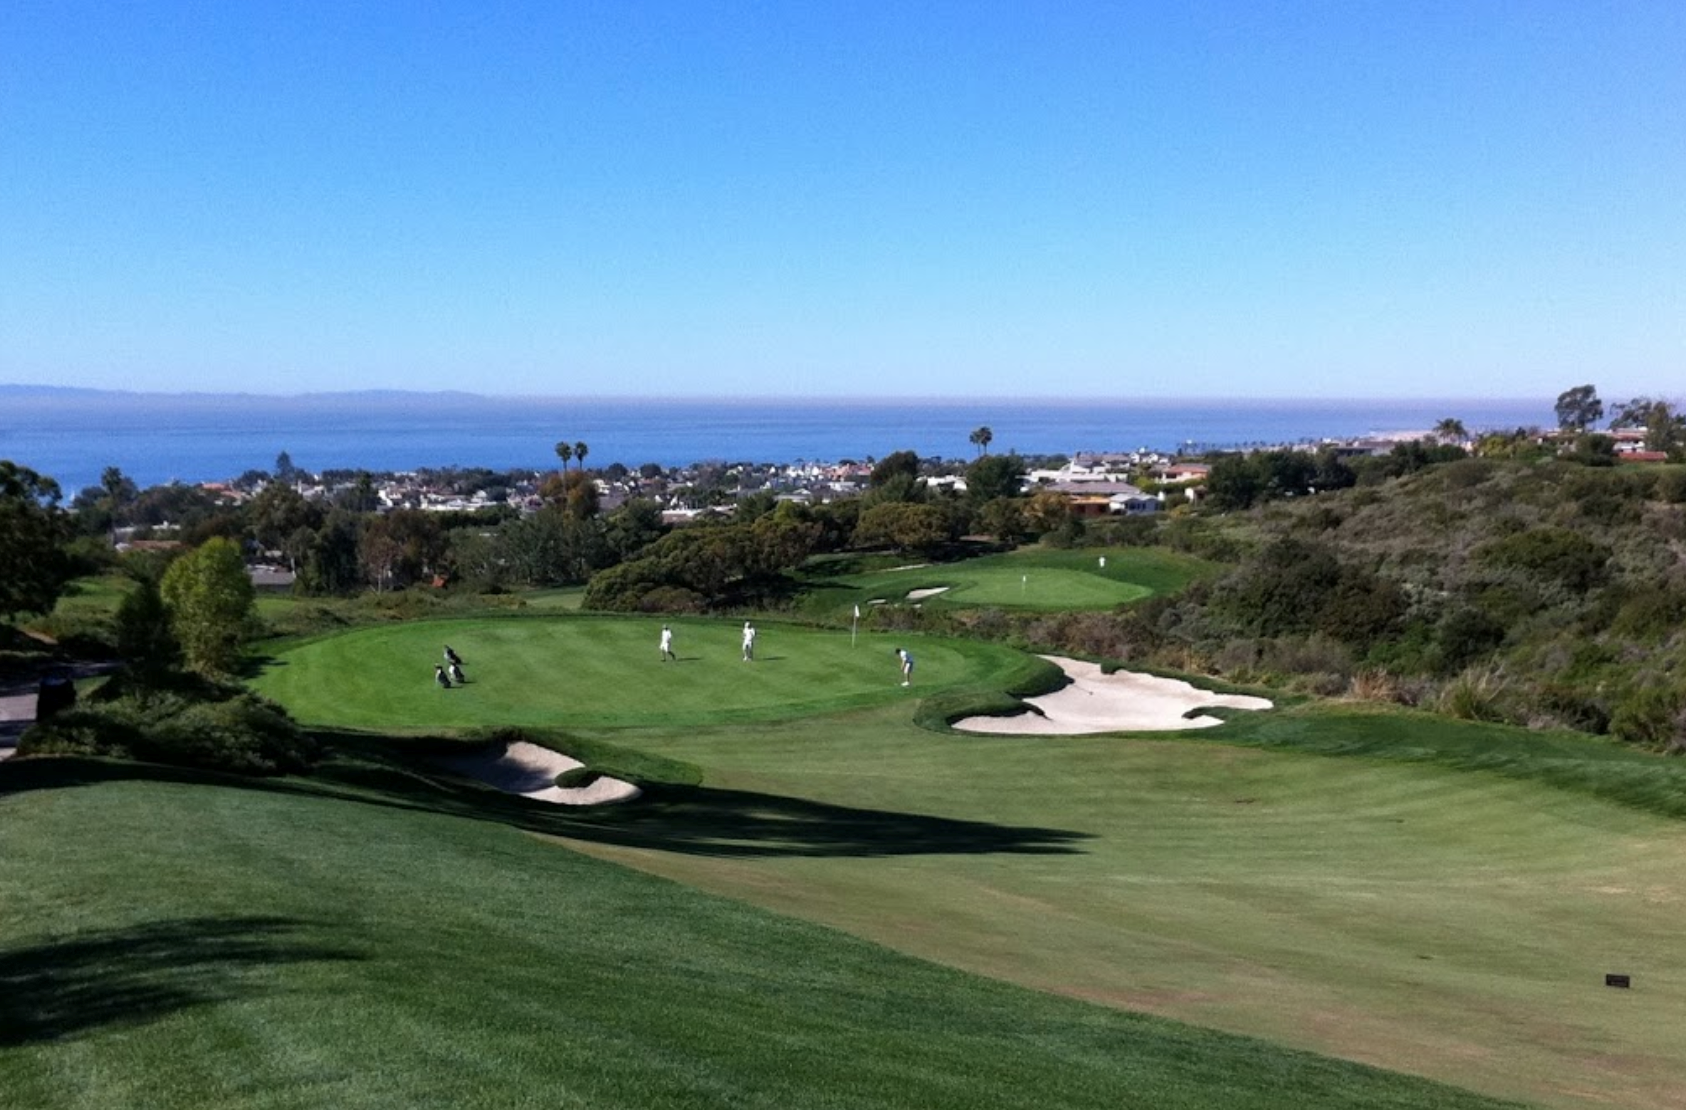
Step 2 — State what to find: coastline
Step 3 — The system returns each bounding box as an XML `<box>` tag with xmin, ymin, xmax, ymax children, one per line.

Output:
<box><xmin>0</xmin><ymin>391</ymin><xmax>1550</xmax><ymax>496</ymax></box>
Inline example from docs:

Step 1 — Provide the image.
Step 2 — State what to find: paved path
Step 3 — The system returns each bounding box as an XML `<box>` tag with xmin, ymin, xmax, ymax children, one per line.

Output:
<box><xmin>0</xmin><ymin>688</ymin><xmax>35</xmax><ymax>762</ymax></box>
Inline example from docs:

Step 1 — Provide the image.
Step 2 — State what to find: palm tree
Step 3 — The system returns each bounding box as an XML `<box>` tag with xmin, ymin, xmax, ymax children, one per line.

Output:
<box><xmin>1432</xmin><ymin>418</ymin><xmax>1468</xmax><ymax>445</ymax></box>
<box><xmin>574</xmin><ymin>441</ymin><xmax>589</xmax><ymax>472</ymax></box>
<box><xmin>969</xmin><ymin>426</ymin><xmax>993</xmax><ymax>457</ymax></box>
<box><xmin>554</xmin><ymin>441</ymin><xmax>573</xmax><ymax>472</ymax></box>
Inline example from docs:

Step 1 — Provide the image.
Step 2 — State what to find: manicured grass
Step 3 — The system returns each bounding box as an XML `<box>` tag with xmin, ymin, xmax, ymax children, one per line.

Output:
<box><xmin>249</xmin><ymin>616</ymin><xmax>1047</xmax><ymax>731</ymax></box>
<box><xmin>35</xmin><ymin>573</ymin><xmax>132</xmax><ymax>621</ymax></box>
<box><xmin>0</xmin><ymin>756</ymin><xmax>1518</xmax><ymax>1110</ymax></box>
<box><xmin>26</xmin><ymin>591</ymin><xmax>1686</xmax><ymax>1109</ymax></box>
<box><xmin>822</xmin><ymin>546</ymin><xmax>1217</xmax><ymax>612</ymax></box>
<box><xmin>547</xmin><ymin>702</ymin><xmax>1686</xmax><ymax>1110</ymax></box>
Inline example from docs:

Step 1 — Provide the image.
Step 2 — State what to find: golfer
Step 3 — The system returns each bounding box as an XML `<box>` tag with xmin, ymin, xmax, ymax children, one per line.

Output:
<box><xmin>895</xmin><ymin>647</ymin><xmax>914</xmax><ymax>686</ymax></box>
<box><xmin>434</xmin><ymin>664</ymin><xmax>452</xmax><ymax>689</ymax></box>
<box><xmin>742</xmin><ymin>621</ymin><xmax>756</xmax><ymax>662</ymax></box>
<box><xmin>660</xmin><ymin>624</ymin><xmax>675</xmax><ymax>662</ymax></box>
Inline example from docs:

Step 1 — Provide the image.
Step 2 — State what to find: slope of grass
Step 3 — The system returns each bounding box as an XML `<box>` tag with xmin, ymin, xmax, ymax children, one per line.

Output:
<box><xmin>548</xmin><ymin>702</ymin><xmax>1686</xmax><ymax>1110</ymax></box>
<box><xmin>1211</xmin><ymin>699</ymin><xmax>1686</xmax><ymax>819</ymax></box>
<box><xmin>0</xmin><ymin>756</ymin><xmax>1518</xmax><ymax>1110</ymax></box>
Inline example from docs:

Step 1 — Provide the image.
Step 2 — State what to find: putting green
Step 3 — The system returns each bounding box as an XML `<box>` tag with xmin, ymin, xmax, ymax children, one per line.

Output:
<box><xmin>839</xmin><ymin>546</ymin><xmax>1213</xmax><ymax>610</ymax></box>
<box><xmin>252</xmin><ymin>616</ymin><xmax>1039</xmax><ymax>731</ymax></box>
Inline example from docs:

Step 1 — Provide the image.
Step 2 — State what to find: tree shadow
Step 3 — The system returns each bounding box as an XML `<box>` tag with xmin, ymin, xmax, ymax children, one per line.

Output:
<box><xmin>1</xmin><ymin>744</ymin><xmax>1090</xmax><ymax>863</ymax></box>
<box><xmin>0</xmin><ymin>916</ymin><xmax>362</xmax><ymax>1047</ymax></box>
<box><xmin>554</xmin><ymin>783</ymin><xmax>1090</xmax><ymax>859</ymax></box>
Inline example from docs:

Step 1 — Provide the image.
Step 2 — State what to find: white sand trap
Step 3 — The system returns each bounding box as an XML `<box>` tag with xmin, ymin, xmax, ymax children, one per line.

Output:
<box><xmin>906</xmin><ymin>586</ymin><xmax>951</xmax><ymax>600</ymax></box>
<box><xmin>953</xmin><ymin>656</ymin><xmax>1272</xmax><ymax>735</ymax></box>
<box><xmin>438</xmin><ymin>740</ymin><xmax>641</xmax><ymax>806</ymax></box>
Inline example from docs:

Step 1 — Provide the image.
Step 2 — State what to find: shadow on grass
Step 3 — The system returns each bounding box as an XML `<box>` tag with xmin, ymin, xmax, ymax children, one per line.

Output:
<box><xmin>0</xmin><ymin>743</ymin><xmax>1090</xmax><ymax>862</ymax></box>
<box><xmin>0</xmin><ymin>916</ymin><xmax>361</xmax><ymax>1047</ymax></box>
<box><xmin>555</xmin><ymin>783</ymin><xmax>1088</xmax><ymax>859</ymax></box>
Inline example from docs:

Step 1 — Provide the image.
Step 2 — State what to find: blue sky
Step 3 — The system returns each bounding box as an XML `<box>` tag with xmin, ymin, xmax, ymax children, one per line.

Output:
<box><xmin>2</xmin><ymin>1</ymin><xmax>1681</xmax><ymax>399</ymax></box>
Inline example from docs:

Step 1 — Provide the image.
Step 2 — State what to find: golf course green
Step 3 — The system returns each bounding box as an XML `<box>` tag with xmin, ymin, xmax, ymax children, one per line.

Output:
<box><xmin>250</xmin><ymin>616</ymin><xmax>1047</xmax><ymax>730</ymax></box>
<box><xmin>814</xmin><ymin>546</ymin><xmax>1215</xmax><ymax>611</ymax></box>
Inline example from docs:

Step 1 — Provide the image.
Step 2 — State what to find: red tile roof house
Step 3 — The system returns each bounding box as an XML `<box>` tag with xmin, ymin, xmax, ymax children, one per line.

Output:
<box><xmin>1044</xmin><ymin>480</ymin><xmax>1160</xmax><ymax>518</ymax></box>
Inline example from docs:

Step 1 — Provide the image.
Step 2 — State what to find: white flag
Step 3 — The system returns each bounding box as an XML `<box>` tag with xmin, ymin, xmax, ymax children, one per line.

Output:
<box><xmin>853</xmin><ymin>604</ymin><xmax>861</xmax><ymax>619</ymax></box>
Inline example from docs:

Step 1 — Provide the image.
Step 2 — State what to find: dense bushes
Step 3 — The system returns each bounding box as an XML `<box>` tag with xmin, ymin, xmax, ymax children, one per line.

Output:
<box><xmin>20</xmin><ymin>674</ymin><xmax>317</xmax><ymax>776</ymax></box>
<box><xmin>585</xmin><ymin>511</ymin><xmax>823</xmax><ymax>612</ymax></box>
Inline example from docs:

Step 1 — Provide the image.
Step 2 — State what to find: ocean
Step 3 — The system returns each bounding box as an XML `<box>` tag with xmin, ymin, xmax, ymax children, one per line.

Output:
<box><xmin>0</xmin><ymin>389</ymin><xmax>1550</xmax><ymax>495</ymax></box>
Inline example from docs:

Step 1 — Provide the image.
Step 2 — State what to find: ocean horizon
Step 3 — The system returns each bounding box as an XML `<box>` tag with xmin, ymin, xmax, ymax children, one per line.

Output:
<box><xmin>0</xmin><ymin>386</ymin><xmax>1553</xmax><ymax>496</ymax></box>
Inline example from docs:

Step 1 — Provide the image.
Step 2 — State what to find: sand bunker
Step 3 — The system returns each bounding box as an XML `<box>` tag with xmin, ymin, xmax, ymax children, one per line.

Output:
<box><xmin>438</xmin><ymin>740</ymin><xmax>641</xmax><ymax>806</ymax></box>
<box><xmin>906</xmin><ymin>586</ymin><xmax>951</xmax><ymax>600</ymax></box>
<box><xmin>952</xmin><ymin>656</ymin><xmax>1272</xmax><ymax>735</ymax></box>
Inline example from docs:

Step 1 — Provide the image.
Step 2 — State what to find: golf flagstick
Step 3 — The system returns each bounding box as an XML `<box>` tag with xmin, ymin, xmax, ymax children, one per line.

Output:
<box><xmin>852</xmin><ymin>603</ymin><xmax>860</xmax><ymax>647</ymax></box>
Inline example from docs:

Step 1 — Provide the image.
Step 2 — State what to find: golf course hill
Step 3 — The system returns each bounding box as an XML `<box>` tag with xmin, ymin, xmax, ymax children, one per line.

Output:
<box><xmin>8</xmin><ymin>535</ymin><xmax>1686</xmax><ymax>1109</ymax></box>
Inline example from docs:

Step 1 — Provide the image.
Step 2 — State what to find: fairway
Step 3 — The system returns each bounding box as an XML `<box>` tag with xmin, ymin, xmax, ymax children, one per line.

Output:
<box><xmin>0</xmin><ymin>756</ymin><xmax>1520</xmax><ymax>1110</ymax></box>
<box><xmin>836</xmin><ymin>546</ymin><xmax>1215</xmax><ymax>611</ymax></box>
<box><xmin>251</xmin><ymin>616</ymin><xmax>1042</xmax><ymax>731</ymax></box>
<box><xmin>548</xmin><ymin>702</ymin><xmax>1686</xmax><ymax>1110</ymax></box>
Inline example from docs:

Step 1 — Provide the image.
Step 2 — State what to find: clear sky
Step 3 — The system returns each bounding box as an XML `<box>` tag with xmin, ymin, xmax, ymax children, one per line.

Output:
<box><xmin>2</xmin><ymin>1</ymin><xmax>1682</xmax><ymax>400</ymax></box>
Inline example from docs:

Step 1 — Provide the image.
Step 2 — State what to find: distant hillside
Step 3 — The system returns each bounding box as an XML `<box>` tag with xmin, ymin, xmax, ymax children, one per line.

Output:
<box><xmin>1031</xmin><ymin>457</ymin><xmax>1686</xmax><ymax>749</ymax></box>
<box><xmin>0</xmin><ymin>384</ymin><xmax>491</xmax><ymax>403</ymax></box>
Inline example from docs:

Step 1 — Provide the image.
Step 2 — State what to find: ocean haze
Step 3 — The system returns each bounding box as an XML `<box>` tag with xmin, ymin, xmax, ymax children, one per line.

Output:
<box><xmin>1</xmin><ymin>387</ymin><xmax>1549</xmax><ymax>496</ymax></box>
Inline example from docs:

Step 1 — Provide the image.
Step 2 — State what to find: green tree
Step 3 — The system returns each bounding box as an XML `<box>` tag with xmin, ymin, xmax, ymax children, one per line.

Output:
<box><xmin>99</xmin><ymin>465</ymin><xmax>138</xmax><ymax>540</ymax></box>
<box><xmin>563</xmin><ymin>469</ymin><xmax>600</xmax><ymax>519</ymax></box>
<box><xmin>604</xmin><ymin>498</ymin><xmax>667</xmax><ymax>561</ymax></box>
<box><xmin>969</xmin><ymin>425</ymin><xmax>993</xmax><ymax>457</ymax></box>
<box><xmin>333</xmin><ymin>472</ymin><xmax>379</xmax><ymax>513</ymax></box>
<box><xmin>965</xmin><ymin>452</ymin><xmax>1026</xmax><ymax>503</ymax></box>
<box><xmin>976</xmin><ymin>497</ymin><xmax>1028</xmax><ymax>543</ymax></box>
<box><xmin>358</xmin><ymin>509</ymin><xmax>444</xmax><ymax>591</ymax></box>
<box><xmin>1554</xmin><ymin>384</ymin><xmax>1603</xmax><ymax>432</ymax></box>
<box><xmin>1432</xmin><ymin>418</ymin><xmax>1468</xmax><ymax>445</ymax></box>
<box><xmin>869</xmin><ymin>450</ymin><xmax>921</xmax><ymax>488</ymax></box>
<box><xmin>555</xmin><ymin>441</ymin><xmax>574</xmax><ymax>472</ymax></box>
<box><xmin>1610</xmin><ymin>397</ymin><xmax>1686</xmax><ymax>456</ymax></box>
<box><xmin>852</xmin><ymin>502</ymin><xmax>954</xmax><ymax>555</ymax></box>
<box><xmin>160</xmin><ymin>537</ymin><xmax>256</xmax><ymax>674</ymax></box>
<box><xmin>0</xmin><ymin>461</ymin><xmax>73</xmax><ymax>623</ymax></box>
<box><xmin>245</xmin><ymin>482</ymin><xmax>321</xmax><ymax>568</ymax></box>
<box><xmin>115</xmin><ymin>574</ymin><xmax>180</xmax><ymax>679</ymax></box>
<box><xmin>1204</xmin><ymin>454</ymin><xmax>1261</xmax><ymax>510</ymax></box>
<box><xmin>574</xmin><ymin>441</ymin><xmax>589</xmax><ymax>472</ymax></box>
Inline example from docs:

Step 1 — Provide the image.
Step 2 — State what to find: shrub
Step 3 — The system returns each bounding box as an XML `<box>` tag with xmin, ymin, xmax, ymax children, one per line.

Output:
<box><xmin>1347</xmin><ymin>669</ymin><xmax>1403</xmax><ymax>704</ymax></box>
<box><xmin>1655</xmin><ymin>468</ymin><xmax>1686</xmax><ymax>504</ymax></box>
<box><xmin>1260</xmin><ymin>635</ymin><xmax>1354</xmax><ymax>682</ymax></box>
<box><xmin>1608</xmin><ymin>683</ymin><xmax>1686</xmax><ymax>752</ymax></box>
<box><xmin>1475</xmin><ymin>527</ymin><xmax>1612</xmax><ymax>593</ymax></box>
<box><xmin>1436</xmin><ymin>664</ymin><xmax>1518</xmax><ymax>724</ymax></box>
<box><xmin>1433</xmin><ymin>605</ymin><xmax>1508</xmax><ymax>674</ymax></box>
<box><xmin>19</xmin><ymin>687</ymin><xmax>316</xmax><ymax>776</ymax></box>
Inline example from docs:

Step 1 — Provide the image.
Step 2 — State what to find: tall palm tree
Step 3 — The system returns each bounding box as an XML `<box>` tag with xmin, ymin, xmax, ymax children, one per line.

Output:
<box><xmin>555</xmin><ymin>441</ymin><xmax>574</xmax><ymax>472</ymax></box>
<box><xmin>1433</xmin><ymin>417</ymin><xmax>1468</xmax><ymax>445</ymax></box>
<box><xmin>969</xmin><ymin>426</ymin><xmax>993</xmax><ymax>457</ymax></box>
<box><xmin>574</xmin><ymin>441</ymin><xmax>589</xmax><ymax>472</ymax></box>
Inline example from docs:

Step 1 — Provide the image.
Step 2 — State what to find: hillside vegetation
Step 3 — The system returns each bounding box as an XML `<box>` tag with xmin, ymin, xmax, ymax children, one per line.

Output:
<box><xmin>1002</xmin><ymin>460</ymin><xmax>1686</xmax><ymax>750</ymax></box>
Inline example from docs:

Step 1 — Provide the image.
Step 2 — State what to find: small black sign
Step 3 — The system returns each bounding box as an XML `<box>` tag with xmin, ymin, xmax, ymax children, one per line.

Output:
<box><xmin>1605</xmin><ymin>973</ymin><xmax>1631</xmax><ymax>989</ymax></box>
